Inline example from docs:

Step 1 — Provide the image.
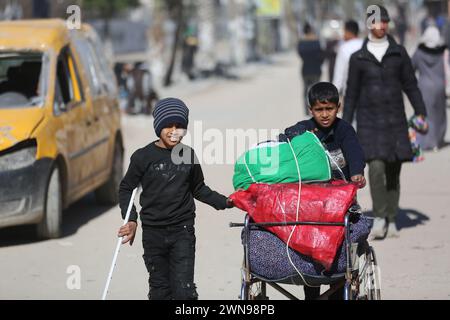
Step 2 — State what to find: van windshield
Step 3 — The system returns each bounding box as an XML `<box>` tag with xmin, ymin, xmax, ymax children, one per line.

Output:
<box><xmin>0</xmin><ymin>51</ymin><xmax>47</xmax><ymax>109</ymax></box>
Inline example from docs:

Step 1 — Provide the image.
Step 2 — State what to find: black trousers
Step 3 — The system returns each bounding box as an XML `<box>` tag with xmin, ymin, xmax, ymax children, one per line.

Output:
<box><xmin>142</xmin><ymin>224</ymin><xmax>198</xmax><ymax>300</ymax></box>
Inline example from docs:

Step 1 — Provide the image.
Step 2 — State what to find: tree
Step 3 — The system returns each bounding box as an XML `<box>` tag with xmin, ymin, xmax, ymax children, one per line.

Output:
<box><xmin>157</xmin><ymin>0</ymin><xmax>185</xmax><ymax>87</ymax></box>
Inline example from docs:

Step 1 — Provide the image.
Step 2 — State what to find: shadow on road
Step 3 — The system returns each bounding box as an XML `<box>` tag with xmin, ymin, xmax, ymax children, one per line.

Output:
<box><xmin>0</xmin><ymin>193</ymin><xmax>113</xmax><ymax>248</ymax></box>
<box><xmin>396</xmin><ymin>208</ymin><xmax>430</xmax><ymax>230</ymax></box>
<box><xmin>363</xmin><ymin>208</ymin><xmax>430</xmax><ymax>230</ymax></box>
<box><xmin>439</xmin><ymin>141</ymin><xmax>450</xmax><ymax>150</ymax></box>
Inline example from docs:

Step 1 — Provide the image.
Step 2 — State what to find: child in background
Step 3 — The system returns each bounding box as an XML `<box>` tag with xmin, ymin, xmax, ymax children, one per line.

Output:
<box><xmin>280</xmin><ymin>82</ymin><xmax>366</xmax><ymax>300</ymax></box>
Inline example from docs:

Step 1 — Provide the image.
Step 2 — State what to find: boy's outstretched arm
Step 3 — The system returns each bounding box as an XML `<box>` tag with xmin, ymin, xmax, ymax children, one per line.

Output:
<box><xmin>341</xmin><ymin>124</ymin><xmax>366</xmax><ymax>189</ymax></box>
<box><xmin>118</xmin><ymin>152</ymin><xmax>144</xmax><ymax>245</ymax></box>
<box><xmin>279</xmin><ymin>123</ymin><xmax>308</xmax><ymax>142</ymax></box>
<box><xmin>190</xmin><ymin>163</ymin><xmax>233</xmax><ymax>210</ymax></box>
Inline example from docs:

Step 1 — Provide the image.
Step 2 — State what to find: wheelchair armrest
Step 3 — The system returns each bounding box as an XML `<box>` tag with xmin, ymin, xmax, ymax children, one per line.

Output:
<box><xmin>348</xmin><ymin>204</ymin><xmax>362</xmax><ymax>222</ymax></box>
<box><xmin>349</xmin><ymin>203</ymin><xmax>362</xmax><ymax>214</ymax></box>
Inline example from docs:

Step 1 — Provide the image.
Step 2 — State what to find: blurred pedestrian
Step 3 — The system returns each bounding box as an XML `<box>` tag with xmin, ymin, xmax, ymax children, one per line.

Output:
<box><xmin>181</xmin><ymin>25</ymin><xmax>199</xmax><ymax>81</ymax></box>
<box><xmin>114</xmin><ymin>63</ymin><xmax>125</xmax><ymax>89</ymax></box>
<box><xmin>325</xmin><ymin>34</ymin><xmax>340</xmax><ymax>83</ymax></box>
<box><xmin>332</xmin><ymin>20</ymin><xmax>364</xmax><ymax>96</ymax></box>
<box><xmin>297</xmin><ymin>23</ymin><xmax>325</xmax><ymax>115</ymax></box>
<box><xmin>344</xmin><ymin>5</ymin><xmax>427</xmax><ymax>240</ymax></box>
<box><xmin>114</xmin><ymin>63</ymin><xmax>131</xmax><ymax>104</ymax></box>
<box><xmin>421</xmin><ymin>13</ymin><xmax>437</xmax><ymax>34</ymax></box>
<box><xmin>394</xmin><ymin>4</ymin><xmax>409</xmax><ymax>46</ymax></box>
<box><xmin>126</xmin><ymin>62</ymin><xmax>159</xmax><ymax>116</ymax></box>
<box><xmin>412</xmin><ymin>26</ymin><xmax>448</xmax><ymax>151</ymax></box>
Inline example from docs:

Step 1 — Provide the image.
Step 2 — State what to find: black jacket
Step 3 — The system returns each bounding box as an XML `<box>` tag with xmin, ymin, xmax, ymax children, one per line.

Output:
<box><xmin>297</xmin><ymin>39</ymin><xmax>325</xmax><ymax>76</ymax></box>
<box><xmin>343</xmin><ymin>35</ymin><xmax>427</xmax><ymax>162</ymax></box>
<box><xmin>281</xmin><ymin>118</ymin><xmax>366</xmax><ymax>181</ymax></box>
<box><xmin>119</xmin><ymin>142</ymin><xmax>230</xmax><ymax>227</ymax></box>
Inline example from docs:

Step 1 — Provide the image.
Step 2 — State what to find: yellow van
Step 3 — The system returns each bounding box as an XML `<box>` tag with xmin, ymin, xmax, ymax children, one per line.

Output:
<box><xmin>0</xmin><ymin>20</ymin><xmax>124</xmax><ymax>239</ymax></box>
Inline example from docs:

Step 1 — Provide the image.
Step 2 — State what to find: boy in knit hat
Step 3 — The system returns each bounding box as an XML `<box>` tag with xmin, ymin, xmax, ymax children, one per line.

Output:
<box><xmin>118</xmin><ymin>98</ymin><xmax>233</xmax><ymax>300</ymax></box>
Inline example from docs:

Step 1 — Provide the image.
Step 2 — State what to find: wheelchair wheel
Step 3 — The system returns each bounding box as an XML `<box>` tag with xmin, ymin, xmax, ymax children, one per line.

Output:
<box><xmin>355</xmin><ymin>246</ymin><xmax>381</xmax><ymax>300</ymax></box>
<box><xmin>240</xmin><ymin>279</ymin><xmax>268</xmax><ymax>300</ymax></box>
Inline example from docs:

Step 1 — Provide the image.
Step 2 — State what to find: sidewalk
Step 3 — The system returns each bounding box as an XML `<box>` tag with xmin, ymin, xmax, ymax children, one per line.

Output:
<box><xmin>0</xmin><ymin>49</ymin><xmax>448</xmax><ymax>300</ymax></box>
<box><xmin>157</xmin><ymin>54</ymin><xmax>290</xmax><ymax>99</ymax></box>
<box><xmin>120</xmin><ymin>48</ymin><xmax>450</xmax><ymax>300</ymax></box>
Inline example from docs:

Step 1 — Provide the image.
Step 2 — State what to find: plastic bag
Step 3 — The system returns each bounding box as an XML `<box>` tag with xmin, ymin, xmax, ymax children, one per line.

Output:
<box><xmin>230</xmin><ymin>181</ymin><xmax>358</xmax><ymax>270</ymax></box>
<box><xmin>233</xmin><ymin>132</ymin><xmax>331</xmax><ymax>190</ymax></box>
<box><xmin>408</xmin><ymin>115</ymin><xmax>428</xmax><ymax>163</ymax></box>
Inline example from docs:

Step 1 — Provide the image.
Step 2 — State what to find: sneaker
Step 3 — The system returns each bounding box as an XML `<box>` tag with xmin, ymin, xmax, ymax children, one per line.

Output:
<box><xmin>386</xmin><ymin>222</ymin><xmax>400</xmax><ymax>238</ymax></box>
<box><xmin>369</xmin><ymin>218</ymin><xmax>387</xmax><ymax>240</ymax></box>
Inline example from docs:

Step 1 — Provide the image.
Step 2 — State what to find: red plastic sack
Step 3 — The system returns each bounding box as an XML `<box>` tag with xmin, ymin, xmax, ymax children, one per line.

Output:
<box><xmin>230</xmin><ymin>182</ymin><xmax>357</xmax><ymax>270</ymax></box>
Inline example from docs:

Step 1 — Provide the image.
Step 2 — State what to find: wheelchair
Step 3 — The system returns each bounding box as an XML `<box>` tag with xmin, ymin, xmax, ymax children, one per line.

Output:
<box><xmin>230</xmin><ymin>205</ymin><xmax>381</xmax><ymax>300</ymax></box>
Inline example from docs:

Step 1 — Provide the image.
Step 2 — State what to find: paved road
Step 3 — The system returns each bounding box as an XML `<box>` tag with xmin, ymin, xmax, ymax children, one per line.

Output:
<box><xmin>0</xmin><ymin>52</ymin><xmax>449</xmax><ymax>300</ymax></box>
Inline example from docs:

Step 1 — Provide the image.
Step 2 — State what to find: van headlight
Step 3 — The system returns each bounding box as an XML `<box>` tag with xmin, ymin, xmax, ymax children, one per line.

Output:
<box><xmin>0</xmin><ymin>146</ymin><xmax>37</xmax><ymax>172</ymax></box>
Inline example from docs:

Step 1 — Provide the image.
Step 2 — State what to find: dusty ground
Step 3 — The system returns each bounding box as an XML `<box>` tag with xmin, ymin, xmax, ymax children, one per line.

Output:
<box><xmin>0</xmin><ymin>52</ymin><xmax>449</xmax><ymax>300</ymax></box>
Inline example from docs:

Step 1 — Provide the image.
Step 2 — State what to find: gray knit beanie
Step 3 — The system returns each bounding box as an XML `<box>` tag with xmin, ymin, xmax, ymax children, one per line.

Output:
<box><xmin>153</xmin><ymin>98</ymin><xmax>189</xmax><ymax>137</ymax></box>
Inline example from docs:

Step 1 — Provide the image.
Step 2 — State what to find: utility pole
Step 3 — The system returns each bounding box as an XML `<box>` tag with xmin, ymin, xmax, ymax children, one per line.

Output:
<box><xmin>246</xmin><ymin>0</ymin><xmax>260</xmax><ymax>61</ymax></box>
<box><xmin>163</xmin><ymin>0</ymin><xmax>184</xmax><ymax>87</ymax></box>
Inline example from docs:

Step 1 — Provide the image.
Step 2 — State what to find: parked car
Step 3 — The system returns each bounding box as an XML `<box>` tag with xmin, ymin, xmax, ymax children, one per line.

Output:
<box><xmin>0</xmin><ymin>19</ymin><xmax>124</xmax><ymax>239</ymax></box>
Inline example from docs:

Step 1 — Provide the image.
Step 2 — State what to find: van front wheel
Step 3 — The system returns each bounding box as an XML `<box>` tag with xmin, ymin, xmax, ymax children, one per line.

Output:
<box><xmin>95</xmin><ymin>141</ymin><xmax>123</xmax><ymax>205</ymax></box>
<box><xmin>37</xmin><ymin>167</ymin><xmax>62</xmax><ymax>239</ymax></box>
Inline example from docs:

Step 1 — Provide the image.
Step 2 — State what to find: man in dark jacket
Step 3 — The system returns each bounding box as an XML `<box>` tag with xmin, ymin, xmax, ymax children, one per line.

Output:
<box><xmin>343</xmin><ymin>6</ymin><xmax>427</xmax><ymax>239</ymax></box>
<box><xmin>298</xmin><ymin>23</ymin><xmax>325</xmax><ymax>115</ymax></box>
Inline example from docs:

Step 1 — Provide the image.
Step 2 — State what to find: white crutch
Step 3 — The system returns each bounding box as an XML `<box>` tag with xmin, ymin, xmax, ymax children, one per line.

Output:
<box><xmin>102</xmin><ymin>187</ymin><xmax>139</xmax><ymax>300</ymax></box>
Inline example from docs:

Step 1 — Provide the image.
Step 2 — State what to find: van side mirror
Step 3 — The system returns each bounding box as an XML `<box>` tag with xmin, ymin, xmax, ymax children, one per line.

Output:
<box><xmin>53</xmin><ymin>98</ymin><xmax>69</xmax><ymax>116</ymax></box>
<box><xmin>59</xmin><ymin>102</ymin><xmax>67</xmax><ymax>112</ymax></box>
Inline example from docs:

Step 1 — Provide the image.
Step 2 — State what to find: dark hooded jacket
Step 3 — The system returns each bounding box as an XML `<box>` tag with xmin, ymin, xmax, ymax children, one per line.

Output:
<box><xmin>343</xmin><ymin>35</ymin><xmax>427</xmax><ymax>162</ymax></box>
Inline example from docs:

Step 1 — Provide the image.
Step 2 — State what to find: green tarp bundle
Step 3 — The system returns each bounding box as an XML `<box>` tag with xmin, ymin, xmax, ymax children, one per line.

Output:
<box><xmin>233</xmin><ymin>132</ymin><xmax>331</xmax><ymax>190</ymax></box>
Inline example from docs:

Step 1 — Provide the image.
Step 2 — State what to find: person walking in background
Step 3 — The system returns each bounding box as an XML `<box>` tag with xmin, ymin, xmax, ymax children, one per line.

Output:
<box><xmin>297</xmin><ymin>23</ymin><xmax>325</xmax><ymax>115</ymax></box>
<box><xmin>181</xmin><ymin>25</ymin><xmax>199</xmax><ymax>81</ymax></box>
<box><xmin>325</xmin><ymin>34</ymin><xmax>340</xmax><ymax>83</ymax></box>
<box><xmin>412</xmin><ymin>26</ymin><xmax>448</xmax><ymax>151</ymax></box>
<box><xmin>126</xmin><ymin>62</ymin><xmax>159</xmax><ymax>115</ymax></box>
<box><xmin>394</xmin><ymin>3</ymin><xmax>409</xmax><ymax>46</ymax></box>
<box><xmin>344</xmin><ymin>6</ymin><xmax>427</xmax><ymax>240</ymax></box>
<box><xmin>333</xmin><ymin>20</ymin><xmax>364</xmax><ymax>96</ymax></box>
